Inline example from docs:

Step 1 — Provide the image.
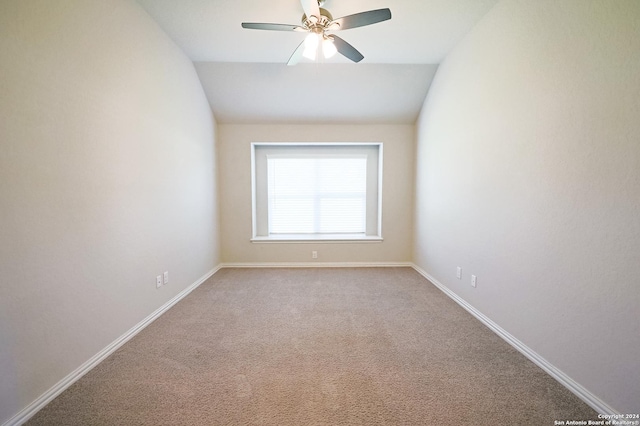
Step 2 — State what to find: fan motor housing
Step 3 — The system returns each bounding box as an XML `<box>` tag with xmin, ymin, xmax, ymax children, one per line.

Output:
<box><xmin>302</xmin><ymin>8</ymin><xmax>333</xmax><ymax>28</ymax></box>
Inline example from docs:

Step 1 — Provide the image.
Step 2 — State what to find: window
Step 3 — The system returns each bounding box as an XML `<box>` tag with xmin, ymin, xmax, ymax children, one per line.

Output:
<box><xmin>251</xmin><ymin>143</ymin><xmax>382</xmax><ymax>242</ymax></box>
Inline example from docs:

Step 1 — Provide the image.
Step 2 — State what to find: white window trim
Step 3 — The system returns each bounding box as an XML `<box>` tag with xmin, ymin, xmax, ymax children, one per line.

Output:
<box><xmin>251</xmin><ymin>142</ymin><xmax>383</xmax><ymax>243</ymax></box>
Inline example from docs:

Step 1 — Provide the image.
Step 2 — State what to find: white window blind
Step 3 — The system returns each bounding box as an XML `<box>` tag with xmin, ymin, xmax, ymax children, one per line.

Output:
<box><xmin>252</xmin><ymin>143</ymin><xmax>382</xmax><ymax>241</ymax></box>
<box><xmin>267</xmin><ymin>156</ymin><xmax>367</xmax><ymax>234</ymax></box>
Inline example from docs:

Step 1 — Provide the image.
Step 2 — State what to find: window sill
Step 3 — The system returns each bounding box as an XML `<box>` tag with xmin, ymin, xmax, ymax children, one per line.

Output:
<box><xmin>251</xmin><ymin>234</ymin><xmax>383</xmax><ymax>243</ymax></box>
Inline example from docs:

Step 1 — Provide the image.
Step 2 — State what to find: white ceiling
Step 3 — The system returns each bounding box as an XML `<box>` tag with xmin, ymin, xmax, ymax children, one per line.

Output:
<box><xmin>136</xmin><ymin>0</ymin><xmax>498</xmax><ymax>123</ymax></box>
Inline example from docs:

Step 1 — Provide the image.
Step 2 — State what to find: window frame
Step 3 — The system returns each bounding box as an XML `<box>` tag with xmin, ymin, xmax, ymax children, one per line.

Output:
<box><xmin>251</xmin><ymin>142</ymin><xmax>383</xmax><ymax>243</ymax></box>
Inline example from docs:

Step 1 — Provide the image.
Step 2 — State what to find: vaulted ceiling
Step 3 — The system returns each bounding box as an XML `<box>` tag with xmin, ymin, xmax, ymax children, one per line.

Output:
<box><xmin>136</xmin><ymin>0</ymin><xmax>498</xmax><ymax>123</ymax></box>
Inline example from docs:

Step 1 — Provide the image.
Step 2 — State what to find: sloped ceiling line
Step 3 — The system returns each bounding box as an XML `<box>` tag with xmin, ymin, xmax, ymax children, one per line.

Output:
<box><xmin>136</xmin><ymin>0</ymin><xmax>498</xmax><ymax>123</ymax></box>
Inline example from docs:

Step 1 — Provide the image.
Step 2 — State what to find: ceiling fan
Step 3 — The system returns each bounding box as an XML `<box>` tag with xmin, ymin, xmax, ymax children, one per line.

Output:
<box><xmin>241</xmin><ymin>0</ymin><xmax>392</xmax><ymax>65</ymax></box>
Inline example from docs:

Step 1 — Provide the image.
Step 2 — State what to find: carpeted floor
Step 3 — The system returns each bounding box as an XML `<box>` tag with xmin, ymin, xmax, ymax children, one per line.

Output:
<box><xmin>28</xmin><ymin>267</ymin><xmax>598</xmax><ymax>425</ymax></box>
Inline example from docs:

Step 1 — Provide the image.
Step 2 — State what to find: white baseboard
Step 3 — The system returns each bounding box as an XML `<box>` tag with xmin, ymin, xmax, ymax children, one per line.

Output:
<box><xmin>7</xmin><ymin>263</ymin><xmax>615</xmax><ymax>424</ymax></box>
<box><xmin>221</xmin><ymin>262</ymin><xmax>413</xmax><ymax>268</ymax></box>
<box><xmin>410</xmin><ymin>263</ymin><xmax>618</xmax><ymax>416</ymax></box>
<box><xmin>3</xmin><ymin>265</ymin><xmax>221</xmax><ymax>426</ymax></box>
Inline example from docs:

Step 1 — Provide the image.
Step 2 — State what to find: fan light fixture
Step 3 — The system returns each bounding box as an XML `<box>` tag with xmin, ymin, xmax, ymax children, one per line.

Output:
<box><xmin>322</xmin><ymin>37</ymin><xmax>337</xmax><ymax>58</ymax></box>
<box><xmin>303</xmin><ymin>33</ymin><xmax>337</xmax><ymax>60</ymax></box>
<box><xmin>303</xmin><ymin>33</ymin><xmax>319</xmax><ymax>60</ymax></box>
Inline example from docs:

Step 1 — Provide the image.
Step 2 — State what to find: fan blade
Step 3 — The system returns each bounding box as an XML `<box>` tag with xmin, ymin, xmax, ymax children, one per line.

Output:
<box><xmin>330</xmin><ymin>8</ymin><xmax>391</xmax><ymax>31</ymax></box>
<box><xmin>330</xmin><ymin>35</ymin><xmax>364</xmax><ymax>63</ymax></box>
<box><xmin>241</xmin><ymin>22</ymin><xmax>303</xmax><ymax>32</ymax></box>
<box><xmin>300</xmin><ymin>0</ymin><xmax>321</xmax><ymax>21</ymax></box>
<box><xmin>287</xmin><ymin>40</ymin><xmax>306</xmax><ymax>66</ymax></box>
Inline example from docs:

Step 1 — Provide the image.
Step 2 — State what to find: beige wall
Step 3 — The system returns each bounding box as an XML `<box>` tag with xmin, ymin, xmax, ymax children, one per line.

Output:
<box><xmin>218</xmin><ymin>124</ymin><xmax>414</xmax><ymax>264</ymax></box>
<box><xmin>0</xmin><ymin>1</ymin><xmax>220</xmax><ymax>423</ymax></box>
<box><xmin>414</xmin><ymin>0</ymin><xmax>640</xmax><ymax>413</ymax></box>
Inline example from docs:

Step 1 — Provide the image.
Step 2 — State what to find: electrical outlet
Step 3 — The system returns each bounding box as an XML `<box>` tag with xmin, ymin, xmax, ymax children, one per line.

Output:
<box><xmin>471</xmin><ymin>275</ymin><xmax>477</xmax><ymax>288</ymax></box>
<box><xmin>156</xmin><ymin>275</ymin><xmax>162</xmax><ymax>289</ymax></box>
<box><xmin>163</xmin><ymin>271</ymin><xmax>169</xmax><ymax>284</ymax></box>
<box><xmin>456</xmin><ymin>267</ymin><xmax>462</xmax><ymax>279</ymax></box>
<box><xmin>312</xmin><ymin>251</ymin><xmax>318</xmax><ymax>259</ymax></box>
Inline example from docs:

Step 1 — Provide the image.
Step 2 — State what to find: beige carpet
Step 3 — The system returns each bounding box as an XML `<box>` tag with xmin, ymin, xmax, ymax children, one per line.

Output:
<box><xmin>28</xmin><ymin>267</ymin><xmax>597</xmax><ymax>425</ymax></box>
